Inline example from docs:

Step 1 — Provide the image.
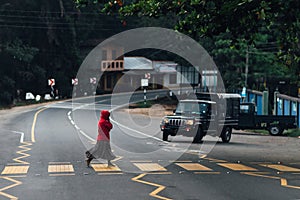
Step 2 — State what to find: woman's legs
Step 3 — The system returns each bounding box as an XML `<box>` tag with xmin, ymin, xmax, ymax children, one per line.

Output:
<box><xmin>85</xmin><ymin>151</ymin><xmax>94</xmax><ymax>167</ymax></box>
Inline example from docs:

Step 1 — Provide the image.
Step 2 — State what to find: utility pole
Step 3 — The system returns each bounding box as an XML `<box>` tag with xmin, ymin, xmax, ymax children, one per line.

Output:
<box><xmin>245</xmin><ymin>46</ymin><xmax>249</xmax><ymax>87</ymax></box>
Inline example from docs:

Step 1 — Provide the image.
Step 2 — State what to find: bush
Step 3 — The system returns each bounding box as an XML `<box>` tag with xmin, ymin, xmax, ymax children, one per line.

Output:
<box><xmin>0</xmin><ymin>92</ymin><xmax>13</xmax><ymax>107</ymax></box>
<box><xmin>286</xmin><ymin>129</ymin><xmax>300</xmax><ymax>137</ymax></box>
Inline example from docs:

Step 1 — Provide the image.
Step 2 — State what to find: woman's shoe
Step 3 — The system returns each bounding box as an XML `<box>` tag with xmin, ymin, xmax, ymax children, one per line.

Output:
<box><xmin>107</xmin><ymin>161</ymin><xmax>115</xmax><ymax>167</ymax></box>
<box><xmin>86</xmin><ymin>158</ymin><xmax>91</xmax><ymax>167</ymax></box>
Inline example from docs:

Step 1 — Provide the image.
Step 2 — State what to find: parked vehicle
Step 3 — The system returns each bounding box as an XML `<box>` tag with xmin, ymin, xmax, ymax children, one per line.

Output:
<box><xmin>160</xmin><ymin>93</ymin><xmax>297</xmax><ymax>143</ymax></box>
<box><xmin>238</xmin><ymin>102</ymin><xmax>297</xmax><ymax>136</ymax></box>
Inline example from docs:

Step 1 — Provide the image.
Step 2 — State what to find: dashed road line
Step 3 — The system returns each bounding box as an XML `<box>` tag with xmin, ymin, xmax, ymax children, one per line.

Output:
<box><xmin>175</xmin><ymin>163</ymin><xmax>213</xmax><ymax>171</ymax></box>
<box><xmin>98</xmin><ymin>172</ymin><xmax>124</xmax><ymax>175</ymax></box>
<box><xmin>48</xmin><ymin>165</ymin><xmax>74</xmax><ymax>173</ymax></box>
<box><xmin>259</xmin><ymin>164</ymin><xmax>300</xmax><ymax>172</ymax></box>
<box><xmin>194</xmin><ymin>172</ymin><xmax>221</xmax><ymax>175</ymax></box>
<box><xmin>48</xmin><ymin>162</ymin><xmax>71</xmax><ymax>165</ymax></box>
<box><xmin>130</xmin><ymin>160</ymin><xmax>153</xmax><ymax>163</ymax></box>
<box><xmin>49</xmin><ymin>173</ymin><xmax>76</xmax><ymax>177</ymax></box>
<box><xmin>1</xmin><ymin>166</ymin><xmax>29</xmax><ymax>175</ymax></box>
<box><xmin>217</xmin><ymin>163</ymin><xmax>258</xmax><ymax>171</ymax></box>
<box><xmin>91</xmin><ymin>164</ymin><xmax>121</xmax><ymax>172</ymax></box>
<box><xmin>203</xmin><ymin>157</ymin><xmax>227</xmax><ymax>163</ymax></box>
<box><xmin>133</xmin><ymin>163</ymin><xmax>167</xmax><ymax>172</ymax></box>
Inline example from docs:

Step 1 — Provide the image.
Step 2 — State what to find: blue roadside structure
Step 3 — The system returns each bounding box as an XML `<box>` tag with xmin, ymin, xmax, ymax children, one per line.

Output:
<box><xmin>275</xmin><ymin>94</ymin><xmax>300</xmax><ymax>128</ymax></box>
<box><xmin>238</xmin><ymin>89</ymin><xmax>300</xmax><ymax>128</ymax></box>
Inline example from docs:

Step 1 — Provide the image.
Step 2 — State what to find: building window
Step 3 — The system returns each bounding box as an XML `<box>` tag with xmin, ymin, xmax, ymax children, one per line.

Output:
<box><xmin>102</xmin><ymin>62</ymin><xmax>106</xmax><ymax>69</ymax></box>
<box><xmin>112</xmin><ymin>50</ymin><xmax>117</xmax><ymax>60</ymax></box>
<box><xmin>102</xmin><ymin>50</ymin><xmax>107</xmax><ymax>60</ymax></box>
<box><xmin>169</xmin><ymin>74</ymin><xmax>177</xmax><ymax>84</ymax></box>
<box><xmin>106</xmin><ymin>75</ymin><xmax>112</xmax><ymax>89</ymax></box>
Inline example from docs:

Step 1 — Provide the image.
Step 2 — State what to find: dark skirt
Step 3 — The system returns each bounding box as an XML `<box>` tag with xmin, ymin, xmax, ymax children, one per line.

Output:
<box><xmin>86</xmin><ymin>140</ymin><xmax>116</xmax><ymax>161</ymax></box>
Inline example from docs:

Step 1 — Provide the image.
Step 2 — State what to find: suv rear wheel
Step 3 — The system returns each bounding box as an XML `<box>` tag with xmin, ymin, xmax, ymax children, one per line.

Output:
<box><xmin>268</xmin><ymin>125</ymin><xmax>283</xmax><ymax>136</ymax></box>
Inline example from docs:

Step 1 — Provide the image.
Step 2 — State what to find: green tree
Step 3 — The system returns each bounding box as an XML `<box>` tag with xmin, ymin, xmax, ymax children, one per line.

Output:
<box><xmin>75</xmin><ymin>0</ymin><xmax>299</xmax><ymax>93</ymax></box>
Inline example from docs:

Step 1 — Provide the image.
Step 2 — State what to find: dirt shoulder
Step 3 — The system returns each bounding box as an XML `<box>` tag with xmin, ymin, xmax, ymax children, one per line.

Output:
<box><xmin>0</xmin><ymin>101</ymin><xmax>58</xmax><ymax>124</ymax></box>
<box><xmin>122</xmin><ymin>104</ymin><xmax>176</xmax><ymax>117</ymax></box>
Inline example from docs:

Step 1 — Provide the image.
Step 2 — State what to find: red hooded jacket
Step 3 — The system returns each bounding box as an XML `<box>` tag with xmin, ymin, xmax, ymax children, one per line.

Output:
<box><xmin>97</xmin><ymin>110</ymin><xmax>113</xmax><ymax>141</ymax></box>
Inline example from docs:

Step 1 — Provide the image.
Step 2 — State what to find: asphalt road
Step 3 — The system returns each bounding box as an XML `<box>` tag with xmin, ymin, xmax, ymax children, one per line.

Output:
<box><xmin>1</xmin><ymin>91</ymin><xmax>300</xmax><ymax>200</ymax></box>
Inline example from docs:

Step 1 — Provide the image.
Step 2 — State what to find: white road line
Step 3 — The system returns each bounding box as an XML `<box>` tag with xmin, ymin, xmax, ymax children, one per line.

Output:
<box><xmin>11</xmin><ymin>131</ymin><xmax>24</xmax><ymax>143</ymax></box>
<box><xmin>110</xmin><ymin>117</ymin><xmax>164</xmax><ymax>143</ymax></box>
<box><xmin>109</xmin><ymin>99</ymin><xmax>167</xmax><ymax>143</ymax></box>
<box><xmin>80</xmin><ymin>130</ymin><xmax>96</xmax><ymax>142</ymax></box>
<box><xmin>67</xmin><ymin>99</ymin><xmax>110</xmax><ymax>142</ymax></box>
<box><xmin>67</xmin><ymin>96</ymin><xmax>168</xmax><ymax>144</ymax></box>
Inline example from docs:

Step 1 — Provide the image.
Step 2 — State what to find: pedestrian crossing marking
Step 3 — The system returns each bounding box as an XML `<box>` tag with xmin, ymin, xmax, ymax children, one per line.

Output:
<box><xmin>48</xmin><ymin>165</ymin><xmax>74</xmax><ymax>173</ymax></box>
<box><xmin>194</xmin><ymin>172</ymin><xmax>221</xmax><ymax>175</ymax></box>
<box><xmin>217</xmin><ymin>163</ymin><xmax>257</xmax><ymax>171</ymax></box>
<box><xmin>260</xmin><ymin>164</ymin><xmax>300</xmax><ymax>172</ymax></box>
<box><xmin>49</xmin><ymin>173</ymin><xmax>75</xmax><ymax>177</ymax></box>
<box><xmin>48</xmin><ymin>162</ymin><xmax>71</xmax><ymax>165</ymax></box>
<box><xmin>133</xmin><ymin>163</ymin><xmax>167</xmax><ymax>172</ymax></box>
<box><xmin>204</xmin><ymin>158</ymin><xmax>227</xmax><ymax>163</ymax></box>
<box><xmin>176</xmin><ymin>163</ymin><xmax>213</xmax><ymax>171</ymax></box>
<box><xmin>98</xmin><ymin>172</ymin><xmax>124</xmax><ymax>175</ymax></box>
<box><xmin>91</xmin><ymin>164</ymin><xmax>121</xmax><ymax>172</ymax></box>
<box><xmin>1</xmin><ymin>166</ymin><xmax>29</xmax><ymax>175</ymax></box>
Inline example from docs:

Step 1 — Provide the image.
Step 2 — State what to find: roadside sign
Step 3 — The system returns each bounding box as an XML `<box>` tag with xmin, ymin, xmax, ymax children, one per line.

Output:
<box><xmin>48</xmin><ymin>79</ymin><xmax>55</xmax><ymax>86</ymax></box>
<box><xmin>145</xmin><ymin>73</ymin><xmax>151</xmax><ymax>79</ymax></box>
<box><xmin>72</xmin><ymin>78</ymin><xmax>78</xmax><ymax>85</ymax></box>
<box><xmin>90</xmin><ymin>77</ymin><xmax>97</xmax><ymax>84</ymax></box>
<box><xmin>141</xmin><ymin>79</ymin><xmax>149</xmax><ymax>87</ymax></box>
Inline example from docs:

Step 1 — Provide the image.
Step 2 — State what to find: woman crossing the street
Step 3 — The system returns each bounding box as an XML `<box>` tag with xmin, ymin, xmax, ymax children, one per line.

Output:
<box><xmin>85</xmin><ymin>110</ymin><xmax>116</xmax><ymax>167</ymax></box>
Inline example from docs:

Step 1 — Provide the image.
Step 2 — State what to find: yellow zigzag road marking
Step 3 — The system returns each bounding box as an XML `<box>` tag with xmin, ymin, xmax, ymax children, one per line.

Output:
<box><xmin>0</xmin><ymin>176</ymin><xmax>22</xmax><ymax>199</ymax></box>
<box><xmin>132</xmin><ymin>174</ymin><xmax>172</xmax><ymax>200</ymax></box>
<box><xmin>241</xmin><ymin>172</ymin><xmax>300</xmax><ymax>190</ymax></box>
<box><xmin>13</xmin><ymin>142</ymin><xmax>32</xmax><ymax>165</ymax></box>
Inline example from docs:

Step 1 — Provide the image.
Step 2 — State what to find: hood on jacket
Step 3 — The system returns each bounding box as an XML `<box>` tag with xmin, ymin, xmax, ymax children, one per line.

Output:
<box><xmin>101</xmin><ymin>110</ymin><xmax>110</xmax><ymax>120</ymax></box>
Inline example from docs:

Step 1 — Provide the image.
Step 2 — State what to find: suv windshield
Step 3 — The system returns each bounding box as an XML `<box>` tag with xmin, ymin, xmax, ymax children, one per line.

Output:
<box><xmin>176</xmin><ymin>102</ymin><xmax>210</xmax><ymax>115</ymax></box>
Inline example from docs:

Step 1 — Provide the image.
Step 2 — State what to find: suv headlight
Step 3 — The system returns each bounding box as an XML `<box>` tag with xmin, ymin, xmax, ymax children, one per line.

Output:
<box><xmin>162</xmin><ymin>117</ymin><xmax>169</xmax><ymax>124</ymax></box>
<box><xmin>186</xmin><ymin>119</ymin><xmax>194</xmax><ymax>125</ymax></box>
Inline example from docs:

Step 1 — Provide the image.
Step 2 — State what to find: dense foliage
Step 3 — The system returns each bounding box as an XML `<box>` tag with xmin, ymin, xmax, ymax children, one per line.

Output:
<box><xmin>0</xmin><ymin>0</ymin><xmax>299</xmax><ymax>106</ymax></box>
<box><xmin>0</xmin><ymin>0</ymin><xmax>127</xmax><ymax>106</ymax></box>
<box><xmin>76</xmin><ymin>0</ymin><xmax>299</xmax><ymax>94</ymax></box>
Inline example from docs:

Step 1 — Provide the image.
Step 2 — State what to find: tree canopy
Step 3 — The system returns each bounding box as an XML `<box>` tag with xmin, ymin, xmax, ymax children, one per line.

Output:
<box><xmin>0</xmin><ymin>0</ymin><xmax>299</xmax><ymax>106</ymax></box>
<box><xmin>76</xmin><ymin>0</ymin><xmax>299</xmax><ymax>93</ymax></box>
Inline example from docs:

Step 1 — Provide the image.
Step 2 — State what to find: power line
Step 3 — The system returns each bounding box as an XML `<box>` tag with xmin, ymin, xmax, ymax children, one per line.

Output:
<box><xmin>248</xmin><ymin>51</ymin><xmax>279</xmax><ymax>55</ymax></box>
<box><xmin>0</xmin><ymin>24</ymin><xmax>132</xmax><ymax>30</ymax></box>
<box><xmin>0</xmin><ymin>9</ymin><xmax>107</xmax><ymax>16</ymax></box>
<box><xmin>0</xmin><ymin>19</ymin><xmax>125</xmax><ymax>28</ymax></box>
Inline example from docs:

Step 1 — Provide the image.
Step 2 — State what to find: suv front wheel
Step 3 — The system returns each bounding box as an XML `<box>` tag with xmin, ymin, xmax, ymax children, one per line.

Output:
<box><xmin>162</xmin><ymin>130</ymin><xmax>169</xmax><ymax>141</ymax></box>
<box><xmin>221</xmin><ymin>126</ymin><xmax>232</xmax><ymax>143</ymax></box>
<box><xmin>193</xmin><ymin>127</ymin><xmax>204</xmax><ymax>143</ymax></box>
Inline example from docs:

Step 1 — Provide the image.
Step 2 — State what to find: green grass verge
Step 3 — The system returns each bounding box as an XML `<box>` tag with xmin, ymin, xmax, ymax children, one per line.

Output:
<box><xmin>246</xmin><ymin>128</ymin><xmax>300</xmax><ymax>137</ymax></box>
<box><xmin>285</xmin><ymin>129</ymin><xmax>300</xmax><ymax>137</ymax></box>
